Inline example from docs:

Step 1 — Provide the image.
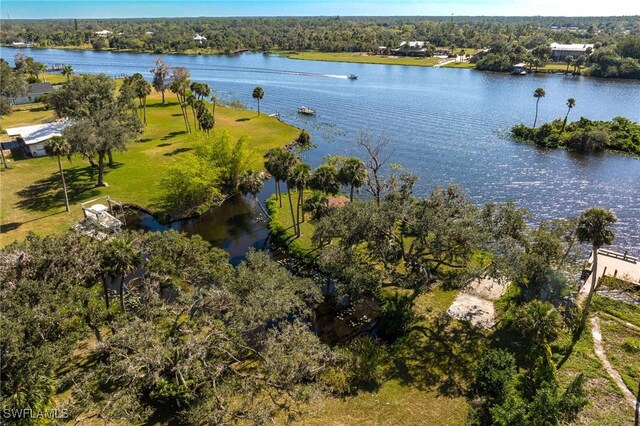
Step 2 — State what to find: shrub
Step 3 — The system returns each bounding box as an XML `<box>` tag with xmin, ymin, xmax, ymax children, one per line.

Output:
<box><xmin>565</xmin><ymin>129</ymin><xmax>609</xmax><ymax>152</ymax></box>
<box><xmin>473</xmin><ymin>348</ymin><xmax>517</xmax><ymax>403</ymax></box>
<box><xmin>377</xmin><ymin>293</ymin><xmax>415</xmax><ymax>343</ymax></box>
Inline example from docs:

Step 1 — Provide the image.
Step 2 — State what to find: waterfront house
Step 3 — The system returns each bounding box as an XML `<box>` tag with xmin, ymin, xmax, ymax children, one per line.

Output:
<box><xmin>95</xmin><ymin>30</ymin><xmax>112</xmax><ymax>37</ymax></box>
<box><xmin>5</xmin><ymin>120</ymin><xmax>71</xmax><ymax>157</ymax></box>
<box><xmin>394</xmin><ymin>41</ymin><xmax>429</xmax><ymax>57</ymax></box>
<box><xmin>549</xmin><ymin>43</ymin><xmax>594</xmax><ymax>61</ymax></box>
<box><xmin>11</xmin><ymin>82</ymin><xmax>54</xmax><ymax>105</ymax></box>
<box><xmin>194</xmin><ymin>34</ymin><xmax>207</xmax><ymax>44</ymax></box>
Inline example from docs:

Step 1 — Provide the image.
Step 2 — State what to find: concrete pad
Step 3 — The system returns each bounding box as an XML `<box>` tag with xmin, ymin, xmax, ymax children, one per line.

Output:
<box><xmin>446</xmin><ymin>293</ymin><xmax>496</xmax><ymax>329</ymax></box>
<box><xmin>465</xmin><ymin>277</ymin><xmax>508</xmax><ymax>301</ymax></box>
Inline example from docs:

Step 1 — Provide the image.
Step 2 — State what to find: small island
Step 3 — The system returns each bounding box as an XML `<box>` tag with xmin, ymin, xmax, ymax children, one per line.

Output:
<box><xmin>511</xmin><ymin>116</ymin><xmax>640</xmax><ymax>155</ymax></box>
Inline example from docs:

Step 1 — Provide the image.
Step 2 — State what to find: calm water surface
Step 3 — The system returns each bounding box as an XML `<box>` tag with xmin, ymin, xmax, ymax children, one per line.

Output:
<box><xmin>4</xmin><ymin>48</ymin><xmax>639</xmax><ymax>254</ymax></box>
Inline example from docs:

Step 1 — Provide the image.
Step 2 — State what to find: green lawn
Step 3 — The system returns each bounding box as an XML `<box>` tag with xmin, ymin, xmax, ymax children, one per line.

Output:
<box><xmin>0</xmin><ymin>91</ymin><xmax>299</xmax><ymax>247</ymax></box>
<box><xmin>286</xmin><ymin>51</ymin><xmax>444</xmax><ymax>67</ymax></box>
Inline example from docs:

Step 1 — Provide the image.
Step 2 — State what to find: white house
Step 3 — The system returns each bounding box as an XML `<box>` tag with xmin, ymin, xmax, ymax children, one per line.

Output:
<box><xmin>5</xmin><ymin>120</ymin><xmax>71</xmax><ymax>157</ymax></box>
<box><xmin>193</xmin><ymin>34</ymin><xmax>207</xmax><ymax>44</ymax></box>
<box><xmin>95</xmin><ymin>30</ymin><xmax>112</xmax><ymax>37</ymax></box>
<box><xmin>12</xmin><ymin>82</ymin><xmax>55</xmax><ymax>105</ymax></box>
<box><xmin>550</xmin><ymin>43</ymin><xmax>594</xmax><ymax>61</ymax></box>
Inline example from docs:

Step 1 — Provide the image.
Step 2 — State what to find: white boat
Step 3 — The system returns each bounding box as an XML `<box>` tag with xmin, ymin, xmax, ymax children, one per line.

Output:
<box><xmin>298</xmin><ymin>106</ymin><xmax>315</xmax><ymax>115</ymax></box>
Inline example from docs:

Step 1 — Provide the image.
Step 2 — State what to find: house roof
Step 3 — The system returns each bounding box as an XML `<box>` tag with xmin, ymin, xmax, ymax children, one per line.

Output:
<box><xmin>194</xmin><ymin>34</ymin><xmax>207</xmax><ymax>40</ymax></box>
<box><xmin>550</xmin><ymin>43</ymin><xmax>594</xmax><ymax>51</ymax></box>
<box><xmin>5</xmin><ymin>120</ymin><xmax>71</xmax><ymax>146</ymax></box>
<box><xmin>28</xmin><ymin>82</ymin><xmax>54</xmax><ymax>95</ymax></box>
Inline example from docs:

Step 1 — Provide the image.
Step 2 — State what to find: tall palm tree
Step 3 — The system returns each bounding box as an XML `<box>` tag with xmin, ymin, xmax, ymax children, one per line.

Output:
<box><xmin>338</xmin><ymin>157</ymin><xmax>367</xmax><ymax>201</ymax></box>
<box><xmin>252</xmin><ymin>86</ymin><xmax>264</xmax><ymax>116</ymax></box>
<box><xmin>533</xmin><ymin>87</ymin><xmax>546</xmax><ymax>128</ymax></box>
<box><xmin>576</xmin><ymin>207</ymin><xmax>617</xmax><ymax>330</ymax></box>
<box><xmin>562</xmin><ymin>98</ymin><xmax>576</xmax><ymax>132</ymax></box>
<box><xmin>239</xmin><ymin>170</ymin><xmax>269</xmax><ymax>217</ymax></box>
<box><xmin>132</xmin><ymin>73</ymin><xmax>152</xmax><ymax>125</ymax></box>
<box><xmin>289</xmin><ymin>162</ymin><xmax>311</xmax><ymax>231</ymax></box>
<box><xmin>265</xmin><ymin>148</ymin><xmax>284</xmax><ymax>207</ymax></box>
<box><xmin>61</xmin><ymin>65</ymin><xmax>74</xmax><ymax>81</ymax></box>
<box><xmin>106</xmin><ymin>235</ymin><xmax>141</xmax><ymax>312</ymax></box>
<box><xmin>279</xmin><ymin>151</ymin><xmax>300</xmax><ymax>236</ymax></box>
<box><xmin>564</xmin><ymin>55</ymin><xmax>574</xmax><ymax>74</ymax></box>
<box><xmin>45</xmin><ymin>136</ymin><xmax>71</xmax><ymax>212</ymax></box>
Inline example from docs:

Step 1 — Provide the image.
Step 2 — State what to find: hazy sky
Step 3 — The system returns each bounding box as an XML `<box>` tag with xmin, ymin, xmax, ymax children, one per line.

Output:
<box><xmin>1</xmin><ymin>0</ymin><xmax>638</xmax><ymax>19</ymax></box>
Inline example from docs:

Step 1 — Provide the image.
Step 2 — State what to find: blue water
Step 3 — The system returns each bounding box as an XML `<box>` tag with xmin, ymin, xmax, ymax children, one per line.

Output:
<box><xmin>3</xmin><ymin>48</ymin><xmax>639</xmax><ymax>254</ymax></box>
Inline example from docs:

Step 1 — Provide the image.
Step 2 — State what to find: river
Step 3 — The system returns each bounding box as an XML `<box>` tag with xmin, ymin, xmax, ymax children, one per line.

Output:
<box><xmin>3</xmin><ymin>48</ymin><xmax>639</xmax><ymax>256</ymax></box>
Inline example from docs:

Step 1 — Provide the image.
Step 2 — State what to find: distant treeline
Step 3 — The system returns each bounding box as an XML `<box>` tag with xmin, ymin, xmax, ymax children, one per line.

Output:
<box><xmin>2</xmin><ymin>16</ymin><xmax>640</xmax><ymax>78</ymax></box>
<box><xmin>1</xmin><ymin>16</ymin><xmax>638</xmax><ymax>53</ymax></box>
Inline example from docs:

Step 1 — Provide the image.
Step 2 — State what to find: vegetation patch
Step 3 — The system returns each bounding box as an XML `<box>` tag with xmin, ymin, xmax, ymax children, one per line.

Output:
<box><xmin>511</xmin><ymin>116</ymin><xmax>640</xmax><ymax>155</ymax></box>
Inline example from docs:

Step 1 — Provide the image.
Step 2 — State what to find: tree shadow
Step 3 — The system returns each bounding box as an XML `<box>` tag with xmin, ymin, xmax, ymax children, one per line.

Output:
<box><xmin>0</xmin><ymin>222</ymin><xmax>21</xmax><ymax>233</ymax></box>
<box><xmin>236</xmin><ymin>118</ymin><xmax>251</xmax><ymax>122</ymax></box>
<box><xmin>163</xmin><ymin>147</ymin><xmax>192</xmax><ymax>157</ymax></box>
<box><xmin>16</xmin><ymin>166</ymin><xmax>101</xmax><ymax>212</ymax></box>
<box><xmin>157</xmin><ymin>143</ymin><xmax>172</xmax><ymax>147</ymax></box>
<box><xmin>138</xmin><ymin>138</ymin><xmax>153</xmax><ymax>143</ymax></box>
<box><xmin>161</xmin><ymin>131</ymin><xmax>186</xmax><ymax>141</ymax></box>
<box><xmin>390</xmin><ymin>313</ymin><xmax>486</xmax><ymax>397</ymax></box>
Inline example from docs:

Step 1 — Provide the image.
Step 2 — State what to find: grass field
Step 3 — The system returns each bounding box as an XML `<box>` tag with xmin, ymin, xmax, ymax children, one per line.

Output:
<box><xmin>286</xmin><ymin>51</ymin><xmax>445</xmax><ymax>67</ymax></box>
<box><xmin>0</xmin><ymin>91</ymin><xmax>300</xmax><ymax>247</ymax></box>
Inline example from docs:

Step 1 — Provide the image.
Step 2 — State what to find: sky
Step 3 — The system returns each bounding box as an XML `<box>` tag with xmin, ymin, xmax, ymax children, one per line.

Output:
<box><xmin>1</xmin><ymin>0</ymin><xmax>638</xmax><ymax>19</ymax></box>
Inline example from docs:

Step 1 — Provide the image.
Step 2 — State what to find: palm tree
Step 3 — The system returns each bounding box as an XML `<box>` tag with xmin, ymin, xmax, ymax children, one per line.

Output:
<box><xmin>106</xmin><ymin>235</ymin><xmax>141</xmax><ymax>312</ymax></box>
<box><xmin>45</xmin><ymin>136</ymin><xmax>71</xmax><ymax>212</ymax></box>
<box><xmin>239</xmin><ymin>170</ymin><xmax>269</xmax><ymax>217</ymax></box>
<box><xmin>564</xmin><ymin>55</ymin><xmax>574</xmax><ymax>74</ymax></box>
<box><xmin>132</xmin><ymin>73</ymin><xmax>152</xmax><ymax>125</ymax></box>
<box><xmin>279</xmin><ymin>151</ymin><xmax>300</xmax><ymax>236</ymax></box>
<box><xmin>265</xmin><ymin>148</ymin><xmax>284</xmax><ymax>207</ymax></box>
<box><xmin>61</xmin><ymin>65</ymin><xmax>74</xmax><ymax>81</ymax></box>
<box><xmin>310</xmin><ymin>163</ymin><xmax>340</xmax><ymax>196</ymax></box>
<box><xmin>515</xmin><ymin>300</ymin><xmax>562</xmax><ymax>364</ymax></box>
<box><xmin>533</xmin><ymin>87</ymin><xmax>546</xmax><ymax>128</ymax></box>
<box><xmin>562</xmin><ymin>98</ymin><xmax>576</xmax><ymax>132</ymax></box>
<box><xmin>191</xmin><ymin>82</ymin><xmax>211</xmax><ymax>100</ymax></box>
<box><xmin>289</xmin><ymin>162</ymin><xmax>311</xmax><ymax>231</ymax></box>
<box><xmin>576</xmin><ymin>207</ymin><xmax>617</xmax><ymax>330</ymax></box>
<box><xmin>515</xmin><ymin>300</ymin><xmax>562</xmax><ymax>346</ymax></box>
<box><xmin>338</xmin><ymin>157</ymin><xmax>367</xmax><ymax>201</ymax></box>
<box><xmin>573</xmin><ymin>55</ymin><xmax>586</xmax><ymax>74</ymax></box>
<box><xmin>252</xmin><ymin>86</ymin><xmax>264</xmax><ymax>116</ymax></box>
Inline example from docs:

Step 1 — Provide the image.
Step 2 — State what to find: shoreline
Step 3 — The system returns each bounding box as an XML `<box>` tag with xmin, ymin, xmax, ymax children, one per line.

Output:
<box><xmin>1</xmin><ymin>44</ymin><xmax>602</xmax><ymax>76</ymax></box>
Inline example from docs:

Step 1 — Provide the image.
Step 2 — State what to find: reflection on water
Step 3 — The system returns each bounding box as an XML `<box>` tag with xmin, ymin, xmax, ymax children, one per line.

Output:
<box><xmin>125</xmin><ymin>195</ymin><xmax>270</xmax><ymax>266</ymax></box>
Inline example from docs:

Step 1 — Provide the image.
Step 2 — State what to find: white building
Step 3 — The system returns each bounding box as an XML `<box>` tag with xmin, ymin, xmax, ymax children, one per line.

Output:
<box><xmin>5</xmin><ymin>120</ymin><xmax>71</xmax><ymax>157</ymax></box>
<box><xmin>550</xmin><ymin>43</ymin><xmax>594</xmax><ymax>61</ymax></box>
<box><xmin>11</xmin><ymin>82</ymin><xmax>55</xmax><ymax>105</ymax></box>
<box><xmin>194</xmin><ymin>34</ymin><xmax>207</xmax><ymax>44</ymax></box>
<box><xmin>95</xmin><ymin>30</ymin><xmax>112</xmax><ymax>37</ymax></box>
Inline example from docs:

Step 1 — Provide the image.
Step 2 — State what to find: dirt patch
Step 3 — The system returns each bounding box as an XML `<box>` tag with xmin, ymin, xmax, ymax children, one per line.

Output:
<box><xmin>446</xmin><ymin>278</ymin><xmax>508</xmax><ymax>329</ymax></box>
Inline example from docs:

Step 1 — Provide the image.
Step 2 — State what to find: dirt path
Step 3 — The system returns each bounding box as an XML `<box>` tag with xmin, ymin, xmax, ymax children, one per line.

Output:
<box><xmin>590</xmin><ymin>316</ymin><xmax>639</xmax><ymax>416</ymax></box>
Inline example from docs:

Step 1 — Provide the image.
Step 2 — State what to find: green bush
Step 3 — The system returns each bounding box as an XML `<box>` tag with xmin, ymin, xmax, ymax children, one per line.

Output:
<box><xmin>472</xmin><ymin>348</ymin><xmax>517</xmax><ymax>403</ymax></box>
<box><xmin>377</xmin><ymin>293</ymin><xmax>415</xmax><ymax>343</ymax></box>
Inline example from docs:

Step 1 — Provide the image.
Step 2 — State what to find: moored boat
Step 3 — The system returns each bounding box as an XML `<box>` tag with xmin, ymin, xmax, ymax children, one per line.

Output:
<box><xmin>298</xmin><ymin>106</ymin><xmax>316</xmax><ymax>115</ymax></box>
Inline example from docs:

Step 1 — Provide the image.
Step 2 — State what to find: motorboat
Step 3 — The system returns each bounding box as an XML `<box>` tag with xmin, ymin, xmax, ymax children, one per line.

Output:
<box><xmin>348</xmin><ymin>74</ymin><xmax>358</xmax><ymax>80</ymax></box>
<box><xmin>298</xmin><ymin>106</ymin><xmax>316</xmax><ymax>115</ymax></box>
